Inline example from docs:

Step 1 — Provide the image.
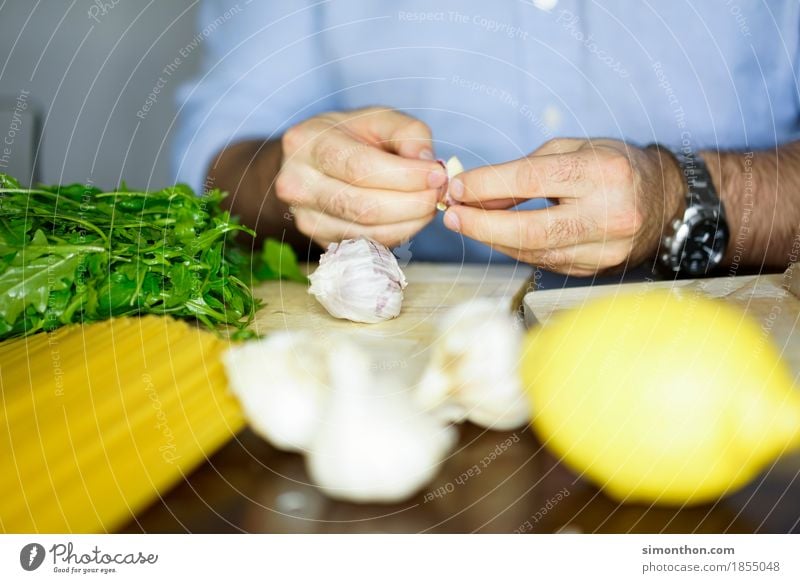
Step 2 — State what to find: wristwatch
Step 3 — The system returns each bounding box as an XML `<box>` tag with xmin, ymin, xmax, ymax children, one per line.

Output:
<box><xmin>653</xmin><ymin>146</ymin><xmax>729</xmax><ymax>276</ymax></box>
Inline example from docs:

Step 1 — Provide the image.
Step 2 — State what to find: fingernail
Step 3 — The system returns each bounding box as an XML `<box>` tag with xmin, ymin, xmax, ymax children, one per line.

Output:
<box><xmin>449</xmin><ymin>178</ymin><xmax>464</xmax><ymax>201</ymax></box>
<box><xmin>428</xmin><ymin>170</ymin><xmax>447</xmax><ymax>189</ymax></box>
<box><xmin>419</xmin><ymin>148</ymin><xmax>435</xmax><ymax>160</ymax></box>
<box><xmin>443</xmin><ymin>210</ymin><xmax>461</xmax><ymax>232</ymax></box>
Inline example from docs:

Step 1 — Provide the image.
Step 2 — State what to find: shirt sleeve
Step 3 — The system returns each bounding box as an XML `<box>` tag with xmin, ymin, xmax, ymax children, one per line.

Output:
<box><xmin>172</xmin><ymin>0</ymin><xmax>337</xmax><ymax>194</ymax></box>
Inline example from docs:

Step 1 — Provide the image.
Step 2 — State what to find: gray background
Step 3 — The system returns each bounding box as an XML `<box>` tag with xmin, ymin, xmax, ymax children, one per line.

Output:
<box><xmin>0</xmin><ymin>0</ymin><xmax>201</xmax><ymax>189</ymax></box>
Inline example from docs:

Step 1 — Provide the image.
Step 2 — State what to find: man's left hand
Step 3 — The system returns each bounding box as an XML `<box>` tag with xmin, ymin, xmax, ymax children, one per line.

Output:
<box><xmin>443</xmin><ymin>138</ymin><xmax>685</xmax><ymax>276</ymax></box>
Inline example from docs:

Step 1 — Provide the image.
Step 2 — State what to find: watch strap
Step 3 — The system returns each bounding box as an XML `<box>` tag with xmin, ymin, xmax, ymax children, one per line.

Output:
<box><xmin>647</xmin><ymin>143</ymin><xmax>728</xmax><ymax>275</ymax></box>
<box><xmin>674</xmin><ymin>150</ymin><xmax>725</xmax><ymax>216</ymax></box>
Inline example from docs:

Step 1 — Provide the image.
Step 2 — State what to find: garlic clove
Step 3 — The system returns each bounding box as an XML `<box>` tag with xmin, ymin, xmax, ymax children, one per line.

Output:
<box><xmin>445</xmin><ymin>155</ymin><xmax>464</xmax><ymax>178</ymax></box>
<box><xmin>414</xmin><ymin>360</ymin><xmax>466</xmax><ymax>424</ymax></box>
<box><xmin>308</xmin><ymin>237</ymin><xmax>408</xmax><ymax>324</ymax></box>
<box><xmin>437</xmin><ymin>155</ymin><xmax>465</xmax><ymax>210</ymax></box>
<box><xmin>414</xmin><ymin>299</ymin><xmax>530</xmax><ymax>430</ymax></box>
<box><xmin>307</xmin><ymin>339</ymin><xmax>456</xmax><ymax>503</ymax></box>
<box><xmin>223</xmin><ymin>331</ymin><xmax>328</xmax><ymax>452</ymax></box>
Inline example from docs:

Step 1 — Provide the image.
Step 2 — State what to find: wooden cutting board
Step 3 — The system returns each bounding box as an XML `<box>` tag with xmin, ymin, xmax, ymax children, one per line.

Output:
<box><xmin>523</xmin><ymin>271</ymin><xmax>800</xmax><ymax>377</ymax></box>
<box><xmin>252</xmin><ymin>263</ymin><xmax>532</xmax><ymax>337</ymax></box>
<box><xmin>251</xmin><ymin>263</ymin><xmax>533</xmax><ymax>379</ymax></box>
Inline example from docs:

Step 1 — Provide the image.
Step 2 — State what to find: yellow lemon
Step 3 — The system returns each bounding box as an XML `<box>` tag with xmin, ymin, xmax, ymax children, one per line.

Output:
<box><xmin>522</xmin><ymin>289</ymin><xmax>800</xmax><ymax>505</ymax></box>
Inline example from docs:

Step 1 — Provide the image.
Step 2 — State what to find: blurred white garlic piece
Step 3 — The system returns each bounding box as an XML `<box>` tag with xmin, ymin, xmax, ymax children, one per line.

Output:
<box><xmin>307</xmin><ymin>340</ymin><xmax>456</xmax><ymax>503</ymax></box>
<box><xmin>308</xmin><ymin>237</ymin><xmax>408</xmax><ymax>323</ymax></box>
<box><xmin>414</xmin><ymin>299</ymin><xmax>530</xmax><ymax>430</ymax></box>
<box><xmin>223</xmin><ymin>331</ymin><xmax>327</xmax><ymax>453</ymax></box>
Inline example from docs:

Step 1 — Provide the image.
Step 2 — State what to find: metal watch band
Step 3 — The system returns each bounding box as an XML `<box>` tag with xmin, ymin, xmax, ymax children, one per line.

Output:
<box><xmin>647</xmin><ymin>143</ymin><xmax>716</xmax><ymax>210</ymax></box>
<box><xmin>647</xmin><ymin>143</ymin><xmax>728</xmax><ymax>275</ymax></box>
<box><xmin>676</xmin><ymin>150</ymin><xmax>724</xmax><ymax>213</ymax></box>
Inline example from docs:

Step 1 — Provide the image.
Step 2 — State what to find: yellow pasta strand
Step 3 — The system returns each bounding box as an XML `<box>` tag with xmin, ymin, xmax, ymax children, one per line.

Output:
<box><xmin>0</xmin><ymin>316</ymin><xmax>244</xmax><ymax>533</ymax></box>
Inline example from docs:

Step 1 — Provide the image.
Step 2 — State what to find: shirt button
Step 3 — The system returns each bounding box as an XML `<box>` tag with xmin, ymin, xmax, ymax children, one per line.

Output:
<box><xmin>532</xmin><ymin>0</ymin><xmax>558</xmax><ymax>11</ymax></box>
<box><xmin>543</xmin><ymin>105</ymin><xmax>562</xmax><ymax>130</ymax></box>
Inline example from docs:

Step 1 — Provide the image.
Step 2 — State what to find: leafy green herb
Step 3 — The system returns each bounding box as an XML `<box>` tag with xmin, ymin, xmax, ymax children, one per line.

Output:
<box><xmin>254</xmin><ymin>239</ymin><xmax>308</xmax><ymax>284</ymax></box>
<box><xmin>0</xmin><ymin>173</ymin><xmax>303</xmax><ymax>341</ymax></box>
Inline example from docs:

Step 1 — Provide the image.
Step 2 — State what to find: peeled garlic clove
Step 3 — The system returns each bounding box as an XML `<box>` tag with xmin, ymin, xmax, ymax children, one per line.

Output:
<box><xmin>223</xmin><ymin>331</ymin><xmax>327</xmax><ymax>452</ymax></box>
<box><xmin>445</xmin><ymin>155</ymin><xmax>464</xmax><ymax>178</ymax></box>
<box><xmin>415</xmin><ymin>299</ymin><xmax>530</xmax><ymax>430</ymax></box>
<box><xmin>307</xmin><ymin>340</ymin><xmax>456</xmax><ymax>503</ymax></box>
<box><xmin>437</xmin><ymin>155</ymin><xmax>465</xmax><ymax>211</ymax></box>
<box><xmin>308</xmin><ymin>237</ymin><xmax>408</xmax><ymax>324</ymax></box>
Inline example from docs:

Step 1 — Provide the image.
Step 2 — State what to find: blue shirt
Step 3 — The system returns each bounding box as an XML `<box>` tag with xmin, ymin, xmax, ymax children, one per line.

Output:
<box><xmin>173</xmin><ymin>0</ymin><xmax>800</xmax><ymax>264</ymax></box>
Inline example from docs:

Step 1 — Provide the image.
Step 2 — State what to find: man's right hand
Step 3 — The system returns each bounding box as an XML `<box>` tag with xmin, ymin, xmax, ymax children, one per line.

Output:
<box><xmin>276</xmin><ymin>107</ymin><xmax>447</xmax><ymax>248</ymax></box>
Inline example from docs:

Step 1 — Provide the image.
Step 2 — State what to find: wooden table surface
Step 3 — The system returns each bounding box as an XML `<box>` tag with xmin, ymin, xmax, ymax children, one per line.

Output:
<box><xmin>121</xmin><ymin>266</ymin><xmax>800</xmax><ymax>533</ymax></box>
<box><xmin>121</xmin><ymin>425</ymin><xmax>800</xmax><ymax>533</ymax></box>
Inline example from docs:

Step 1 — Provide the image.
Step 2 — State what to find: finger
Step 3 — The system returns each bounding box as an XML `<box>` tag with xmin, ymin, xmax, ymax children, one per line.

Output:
<box><xmin>532</xmin><ymin>138</ymin><xmax>585</xmax><ymax>156</ymax></box>
<box><xmin>313</xmin><ymin>128</ymin><xmax>446</xmax><ymax>191</ymax></box>
<box><xmin>450</xmin><ymin>151</ymin><xmax>595</xmax><ymax>204</ymax></box>
<box><xmin>341</xmin><ymin>107</ymin><xmax>435</xmax><ymax>159</ymax></box>
<box><xmin>490</xmin><ymin>243</ymin><xmax>597</xmax><ymax>276</ymax></box>
<box><xmin>488</xmin><ymin>243</ymin><xmax>585</xmax><ymax>274</ymax></box>
<box><xmin>294</xmin><ymin>206</ymin><xmax>432</xmax><ymax>248</ymax></box>
<box><xmin>443</xmin><ymin>205</ymin><xmax>600</xmax><ymax>250</ymax></box>
<box><xmin>493</xmin><ymin>241</ymin><xmax>631</xmax><ymax>272</ymax></box>
<box><xmin>277</xmin><ymin>161</ymin><xmax>441</xmax><ymax>223</ymax></box>
<box><xmin>459</xmin><ymin>197</ymin><xmax>518</xmax><ymax>211</ymax></box>
<box><xmin>308</xmin><ymin>173</ymin><xmax>439</xmax><ymax>225</ymax></box>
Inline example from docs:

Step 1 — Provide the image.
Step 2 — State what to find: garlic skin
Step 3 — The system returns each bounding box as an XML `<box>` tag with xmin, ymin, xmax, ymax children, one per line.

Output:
<box><xmin>414</xmin><ymin>299</ymin><xmax>530</xmax><ymax>430</ymax></box>
<box><xmin>308</xmin><ymin>237</ymin><xmax>408</xmax><ymax>324</ymax></box>
<box><xmin>223</xmin><ymin>331</ymin><xmax>327</xmax><ymax>452</ymax></box>
<box><xmin>307</xmin><ymin>340</ymin><xmax>456</xmax><ymax>503</ymax></box>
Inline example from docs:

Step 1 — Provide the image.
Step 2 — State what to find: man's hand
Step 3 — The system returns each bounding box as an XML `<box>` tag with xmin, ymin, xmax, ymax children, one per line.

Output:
<box><xmin>276</xmin><ymin>106</ymin><xmax>447</xmax><ymax>248</ymax></box>
<box><xmin>442</xmin><ymin>138</ymin><xmax>685</xmax><ymax>276</ymax></box>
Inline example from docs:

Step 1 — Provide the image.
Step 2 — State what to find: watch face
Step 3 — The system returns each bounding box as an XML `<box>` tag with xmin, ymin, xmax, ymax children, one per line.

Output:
<box><xmin>679</xmin><ymin>217</ymin><xmax>729</xmax><ymax>275</ymax></box>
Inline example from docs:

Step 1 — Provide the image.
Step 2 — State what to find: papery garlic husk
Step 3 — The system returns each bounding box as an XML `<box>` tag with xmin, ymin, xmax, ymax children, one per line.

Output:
<box><xmin>223</xmin><ymin>331</ymin><xmax>328</xmax><ymax>452</ymax></box>
<box><xmin>414</xmin><ymin>299</ymin><xmax>530</xmax><ymax>430</ymax></box>
<box><xmin>308</xmin><ymin>237</ymin><xmax>408</xmax><ymax>324</ymax></box>
<box><xmin>307</xmin><ymin>339</ymin><xmax>456</xmax><ymax>503</ymax></box>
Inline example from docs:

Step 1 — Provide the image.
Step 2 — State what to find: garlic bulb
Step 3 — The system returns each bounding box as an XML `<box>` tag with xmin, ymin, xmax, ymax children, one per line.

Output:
<box><xmin>414</xmin><ymin>299</ymin><xmax>530</xmax><ymax>430</ymax></box>
<box><xmin>308</xmin><ymin>237</ymin><xmax>408</xmax><ymax>323</ymax></box>
<box><xmin>307</xmin><ymin>340</ymin><xmax>456</xmax><ymax>503</ymax></box>
<box><xmin>222</xmin><ymin>331</ymin><xmax>327</xmax><ymax>452</ymax></box>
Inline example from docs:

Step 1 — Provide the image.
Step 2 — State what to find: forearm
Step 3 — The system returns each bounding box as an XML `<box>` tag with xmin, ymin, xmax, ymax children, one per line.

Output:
<box><xmin>702</xmin><ymin>142</ymin><xmax>800</xmax><ymax>270</ymax></box>
<box><xmin>206</xmin><ymin>139</ymin><xmax>310</xmax><ymax>249</ymax></box>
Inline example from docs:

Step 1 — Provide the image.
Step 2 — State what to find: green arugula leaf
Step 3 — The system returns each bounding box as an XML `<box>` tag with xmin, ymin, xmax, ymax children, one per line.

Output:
<box><xmin>258</xmin><ymin>238</ymin><xmax>308</xmax><ymax>284</ymax></box>
<box><xmin>0</xmin><ymin>253</ymin><xmax>85</xmax><ymax>323</ymax></box>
